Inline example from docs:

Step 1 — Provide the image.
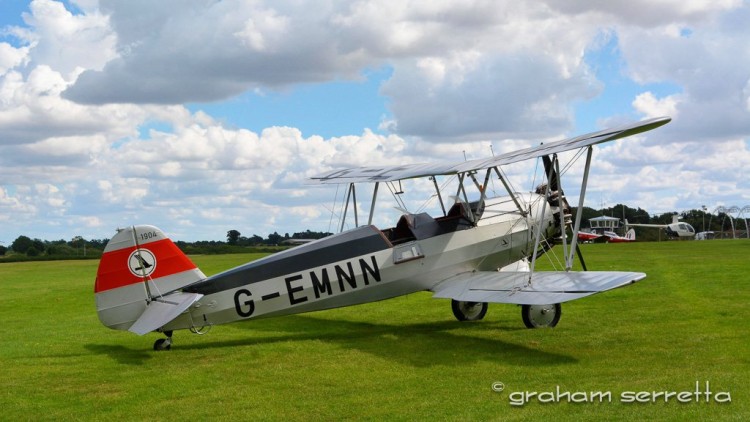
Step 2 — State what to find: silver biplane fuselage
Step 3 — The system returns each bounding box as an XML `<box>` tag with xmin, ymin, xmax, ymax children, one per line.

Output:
<box><xmin>167</xmin><ymin>195</ymin><xmax>554</xmax><ymax>331</ymax></box>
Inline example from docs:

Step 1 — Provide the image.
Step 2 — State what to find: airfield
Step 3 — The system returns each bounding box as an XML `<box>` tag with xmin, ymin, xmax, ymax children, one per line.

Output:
<box><xmin>2</xmin><ymin>240</ymin><xmax>748</xmax><ymax>420</ymax></box>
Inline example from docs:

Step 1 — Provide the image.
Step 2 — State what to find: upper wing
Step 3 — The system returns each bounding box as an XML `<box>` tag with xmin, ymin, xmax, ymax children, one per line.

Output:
<box><xmin>431</xmin><ymin>271</ymin><xmax>645</xmax><ymax>305</ymax></box>
<box><xmin>309</xmin><ymin>116</ymin><xmax>671</xmax><ymax>185</ymax></box>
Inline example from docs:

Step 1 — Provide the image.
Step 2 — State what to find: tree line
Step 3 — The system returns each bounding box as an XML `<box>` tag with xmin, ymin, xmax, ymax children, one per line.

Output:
<box><xmin>225</xmin><ymin>229</ymin><xmax>332</xmax><ymax>246</ymax></box>
<box><xmin>0</xmin><ymin>206</ymin><xmax>744</xmax><ymax>260</ymax></box>
<box><xmin>1</xmin><ymin>235</ymin><xmax>109</xmax><ymax>260</ymax></box>
<box><xmin>0</xmin><ymin>230</ymin><xmax>333</xmax><ymax>261</ymax></box>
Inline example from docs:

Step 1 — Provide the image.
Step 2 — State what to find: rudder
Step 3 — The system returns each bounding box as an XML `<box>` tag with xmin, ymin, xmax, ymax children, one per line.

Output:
<box><xmin>95</xmin><ymin>225</ymin><xmax>206</xmax><ymax>331</ymax></box>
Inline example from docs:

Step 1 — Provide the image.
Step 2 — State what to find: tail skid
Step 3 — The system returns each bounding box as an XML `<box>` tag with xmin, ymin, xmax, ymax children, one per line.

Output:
<box><xmin>95</xmin><ymin>225</ymin><xmax>206</xmax><ymax>333</ymax></box>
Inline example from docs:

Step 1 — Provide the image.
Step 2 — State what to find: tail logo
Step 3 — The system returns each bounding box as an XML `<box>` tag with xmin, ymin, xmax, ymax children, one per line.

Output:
<box><xmin>128</xmin><ymin>249</ymin><xmax>157</xmax><ymax>277</ymax></box>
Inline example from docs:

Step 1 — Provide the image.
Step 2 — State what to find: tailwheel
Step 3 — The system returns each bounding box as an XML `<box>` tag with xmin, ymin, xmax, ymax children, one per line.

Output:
<box><xmin>521</xmin><ymin>304</ymin><xmax>562</xmax><ymax>328</ymax></box>
<box><xmin>451</xmin><ymin>300</ymin><xmax>488</xmax><ymax>321</ymax></box>
<box><xmin>153</xmin><ymin>330</ymin><xmax>173</xmax><ymax>351</ymax></box>
<box><xmin>153</xmin><ymin>338</ymin><xmax>172</xmax><ymax>351</ymax></box>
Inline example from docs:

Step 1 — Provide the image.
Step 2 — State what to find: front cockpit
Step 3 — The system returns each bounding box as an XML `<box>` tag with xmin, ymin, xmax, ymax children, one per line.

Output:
<box><xmin>380</xmin><ymin>200</ymin><xmax>482</xmax><ymax>245</ymax></box>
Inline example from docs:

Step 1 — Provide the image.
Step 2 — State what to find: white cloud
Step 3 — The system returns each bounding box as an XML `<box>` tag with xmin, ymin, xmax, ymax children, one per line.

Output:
<box><xmin>0</xmin><ymin>42</ymin><xmax>30</xmax><ymax>74</ymax></box>
<box><xmin>615</xmin><ymin>4</ymin><xmax>750</xmax><ymax>142</ymax></box>
<box><xmin>234</xmin><ymin>7</ymin><xmax>290</xmax><ymax>52</ymax></box>
<box><xmin>0</xmin><ymin>0</ymin><xmax>749</xmax><ymax>242</ymax></box>
<box><xmin>20</xmin><ymin>0</ymin><xmax>117</xmax><ymax>76</ymax></box>
<box><xmin>632</xmin><ymin>92</ymin><xmax>679</xmax><ymax>119</ymax></box>
<box><xmin>62</xmin><ymin>0</ymin><xmax>375</xmax><ymax>104</ymax></box>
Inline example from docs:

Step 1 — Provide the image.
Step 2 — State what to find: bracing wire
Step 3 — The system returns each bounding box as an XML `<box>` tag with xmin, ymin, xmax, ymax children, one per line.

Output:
<box><xmin>416</xmin><ymin>174</ymin><xmax>458</xmax><ymax>214</ymax></box>
<box><xmin>560</xmin><ymin>148</ymin><xmax>586</xmax><ymax>177</ymax></box>
<box><xmin>386</xmin><ymin>181</ymin><xmax>409</xmax><ymax>212</ymax></box>
<box><xmin>327</xmin><ymin>184</ymin><xmax>340</xmax><ymax>234</ymax></box>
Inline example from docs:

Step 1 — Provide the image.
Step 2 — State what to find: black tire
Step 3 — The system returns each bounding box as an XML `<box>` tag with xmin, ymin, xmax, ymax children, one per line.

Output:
<box><xmin>451</xmin><ymin>300</ymin><xmax>488</xmax><ymax>321</ymax></box>
<box><xmin>153</xmin><ymin>338</ymin><xmax>172</xmax><ymax>351</ymax></box>
<box><xmin>521</xmin><ymin>303</ymin><xmax>562</xmax><ymax>328</ymax></box>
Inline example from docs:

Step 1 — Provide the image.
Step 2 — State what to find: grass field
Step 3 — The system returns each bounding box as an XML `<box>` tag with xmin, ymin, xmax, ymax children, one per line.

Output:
<box><xmin>1</xmin><ymin>240</ymin><xmax>748</xmax><ymax>420</ymax></box>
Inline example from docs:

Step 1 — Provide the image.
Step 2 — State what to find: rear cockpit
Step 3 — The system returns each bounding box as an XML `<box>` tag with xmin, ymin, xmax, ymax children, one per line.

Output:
<box><xmin>381</xmin><ymin>200</ymin><xmax>483</xmax><ymax>245</ymax></box>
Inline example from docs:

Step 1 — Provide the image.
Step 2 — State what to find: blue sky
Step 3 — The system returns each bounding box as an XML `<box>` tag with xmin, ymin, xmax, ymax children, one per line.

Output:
<box><xmin>576</xmin><ymin>33</ymin><xmax>682</xmax><ymax>133</ymax></box>
<box><xmin>0</xmin><ymin>1</ymin><xmax>30</xmax><ymax>33</ymax></box>
<box><xmin>186</xmin><ymin>67</ymin><xmax>394</xmax><ymax>139</ymax></box>
<box><xmin>0</xmin><ymin>1</ymin><xmax>748</xmax><ymax>243</ymax></box>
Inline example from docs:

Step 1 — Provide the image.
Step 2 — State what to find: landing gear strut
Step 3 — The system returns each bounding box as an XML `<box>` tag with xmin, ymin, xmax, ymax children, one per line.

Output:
<box><xmin>153</xmin><ymin>330</ymin><xmax>173</xmax><ymax>351</ymax></box>
<box><xmin>521</xmin><ymin>304</ymin><xmax>561</xmax><ymax>328</ymax></box>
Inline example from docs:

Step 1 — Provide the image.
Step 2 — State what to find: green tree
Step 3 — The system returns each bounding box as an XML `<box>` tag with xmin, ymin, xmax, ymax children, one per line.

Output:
<box><xmin>11</xmin><ymin>235</ymin><xmax>33</xmax><ymax>254</ymax></box>
<box><xmin>227</xmin><ymin>230</ymin><xmax>241</xmax><ymax>245</ymax></box>
<box><xmin>267</xmin><ymin>232</ymin><xmax>283</xmax><ymax>245</ymax></box>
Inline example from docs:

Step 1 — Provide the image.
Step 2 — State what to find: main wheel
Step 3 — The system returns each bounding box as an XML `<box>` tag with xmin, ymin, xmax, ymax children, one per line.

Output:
<box><xmin>521</xmin><ymin>303</ymin><xmax>562</xmax><ymax>328</ymax></box>
<box><xmin>451</xmin><ymin>300</ymin><xmax>488</xmax><ymax>321</ymax></box>
<box><xmin>153</xmin><ymin>337</ymin><xmax>172</xmax><ymax>351</ymax></box>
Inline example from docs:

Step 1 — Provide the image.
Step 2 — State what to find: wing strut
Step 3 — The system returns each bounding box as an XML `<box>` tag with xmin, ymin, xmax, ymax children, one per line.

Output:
<box><xmin>553</xmin><ymin>155</ymin><xmax>569</xmax><ymax>266</ymax></box>
<box><xmin>567</xmin><ymin>146</ymin><xmax>593</xmax><ymax>270</ymax></box>
<box><xmin>455</xmin><ymin>173</ymin><xmax>475</xmax><ymax>224</ymax></box>
<box><xmin>429</xmin><ymin>177</ymin><xmax>447</xmax><ymax>216</ymax></box>
<box><xmin>367</xmin><ymin>182</ymin><xmax>379</xmax><ymax>225</ymax></box>
<box><xmin>493</xmin><ymin>167</ymin><xmax>527</xmax><ymax>215</ymax></box>
<box><xmin>529</xmin><ymin>160</ymin><xmax>555</xmax><ymax>278</ymax></box>
<box><xmin>339</xmin><ymin>183</ymin><xmax>358</xmax><ymax>232</ymax></box>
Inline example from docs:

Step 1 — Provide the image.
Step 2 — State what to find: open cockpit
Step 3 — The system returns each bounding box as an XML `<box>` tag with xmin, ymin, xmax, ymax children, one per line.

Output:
<box><xmin>381</xmin><ymin>200</ymin><xmax>484</xmax><ymax>245</ymax></box>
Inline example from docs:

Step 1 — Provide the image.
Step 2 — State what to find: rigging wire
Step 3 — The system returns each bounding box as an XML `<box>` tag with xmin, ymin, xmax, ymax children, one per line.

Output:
<box><xmin>386</xmin><ymin>181</ymin><xmax>409</xmax><ymax>212</ymax></box>
<box><xmin>416</xmin><ymin>174</ymin><xmax>458</xmax><ymax>214</ymax></box>
<box><xmin>327</xmin><ymin>184</ymin><xmax>340</xmax><ymax>234</ymax></box>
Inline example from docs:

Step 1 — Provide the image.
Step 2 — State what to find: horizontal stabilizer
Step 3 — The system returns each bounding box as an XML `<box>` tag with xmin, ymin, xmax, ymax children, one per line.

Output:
<box><xmin>128</xmin><ymin>292</ymin><xmax>203</xmax><ymax>335</ymax></box>
<box><xmin>431</xmin><ymin>271</ymin><xmax>645</xmax><ymax>305</ymax></box>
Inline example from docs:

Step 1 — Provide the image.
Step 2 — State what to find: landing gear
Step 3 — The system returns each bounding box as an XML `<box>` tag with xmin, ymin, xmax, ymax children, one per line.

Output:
<box><xmin>521</xmin><ymin>304</ymin><xmax>561</xmax><ymax>328</ymax></box>
<box><xmin>153</xmin><ymin>330</ymin><xmax>173</xmax><ymax>351</ymax></box>
<box><xmin>451</xmin><ymin>300</ymin><xmax>488</xmax><ymax>321</ymax></box>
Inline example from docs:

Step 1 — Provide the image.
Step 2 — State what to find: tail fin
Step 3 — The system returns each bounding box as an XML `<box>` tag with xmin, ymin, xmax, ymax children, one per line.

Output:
<box><xmin>625</xmin><ymin>228</ymin><xmax>636</xmax><ymax>240</ymax></box>
<box><xmin>95</xmin><ymin>225</ymin><xmax>206</xmax><ymax>331</ymax></box>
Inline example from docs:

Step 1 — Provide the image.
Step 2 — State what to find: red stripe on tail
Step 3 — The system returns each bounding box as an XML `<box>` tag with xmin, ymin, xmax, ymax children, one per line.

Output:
<box><xmin>95</xmin><ymin>238</ymin><xmax>198</xmax><ymax>293</ymax></box>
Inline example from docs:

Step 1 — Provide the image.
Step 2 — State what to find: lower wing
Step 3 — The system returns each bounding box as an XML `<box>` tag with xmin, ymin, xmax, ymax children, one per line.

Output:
<box><xmin>431</xmin><ymin>271</ymin><xmax>645</xmax><ymax>305</ymax></box>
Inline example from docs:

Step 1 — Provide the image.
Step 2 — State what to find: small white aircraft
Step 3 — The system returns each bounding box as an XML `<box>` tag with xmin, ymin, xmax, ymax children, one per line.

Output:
<box><xmin>577</xmin><ymin>228</ymin><xmax>636</xmax><ymax>243</ymax></box>
<box><xmin>94</xmin><ymin>117</ymin><xmax>671</xmax><ymax>350</ymax></box>
<box><xmin>626</xmin><ymin>214</ymin><xmax>696</xmax><ymax>239</ymax></box>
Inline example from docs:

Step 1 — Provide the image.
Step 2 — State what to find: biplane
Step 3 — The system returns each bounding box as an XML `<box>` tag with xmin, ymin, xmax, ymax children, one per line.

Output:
<box><xmin>94</xmin><ymin>116</ymin><xmax>671</xmax><ymax>350</ymax></box>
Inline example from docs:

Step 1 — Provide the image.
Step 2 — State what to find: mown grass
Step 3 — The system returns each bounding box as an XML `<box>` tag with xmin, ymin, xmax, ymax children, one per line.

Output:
<box><xmin>1</xmin><ymin>241</ymin><xmax>748</xmax><ymax>420</ymax></box>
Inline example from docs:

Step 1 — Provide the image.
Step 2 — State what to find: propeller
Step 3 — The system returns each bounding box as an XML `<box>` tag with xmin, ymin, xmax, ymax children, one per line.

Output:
<box><xmin>537</xmin><ymin>155</ymin><xmax>572</xmax><ymax>227</ymax></box>
<box><xmin>535</xmin><ymin>155</ymin><xmax>587</xmax><ymax>271</ymax></box>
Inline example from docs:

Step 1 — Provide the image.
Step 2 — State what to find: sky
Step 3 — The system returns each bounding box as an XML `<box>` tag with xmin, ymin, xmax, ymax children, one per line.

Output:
<box><xmin>0</xmin><ymin>0</ymin><xmax>749</xmax><ymax>243</ymax></box>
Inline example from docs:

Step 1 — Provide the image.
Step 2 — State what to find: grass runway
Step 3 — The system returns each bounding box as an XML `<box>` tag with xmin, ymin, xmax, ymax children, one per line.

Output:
<box><xmin>1</xmin><ymin>240</ymin><xmax>748</xmax><ymax>420</ymax></box>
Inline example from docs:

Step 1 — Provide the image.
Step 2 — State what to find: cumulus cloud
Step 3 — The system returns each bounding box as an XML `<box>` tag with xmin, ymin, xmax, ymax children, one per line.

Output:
<box><xmin>383</xmin><ymin>53</ymin><xmax>600</xmax><ymax>140</ymax></box>
<box><xmin>16</xmin><ymin>0</ymin><xmax>116</xmax><ymax>75</ymax></box>
<box><xmin>0</xmin><ymin>42</ymin><xmax>29</xmax><ymax>74</ymax></box>
<box><xmin>62</xmin><ymin>0</ymin><xmax>376</xmax><ymax>104</ymax></box>
<box><xmin>616</xmin><ymin>5</ymin><xmax>750</xmax><ymax>142</ymax></box>
<box><xmin>0</xmin><ymin>0</ymin><xmax>749</xmax><ymax>241</ymax></box>
<box><xmin>632</xmin><ymin>92</ymin><xmax>679</xmax><ymax>119</ymax></box>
